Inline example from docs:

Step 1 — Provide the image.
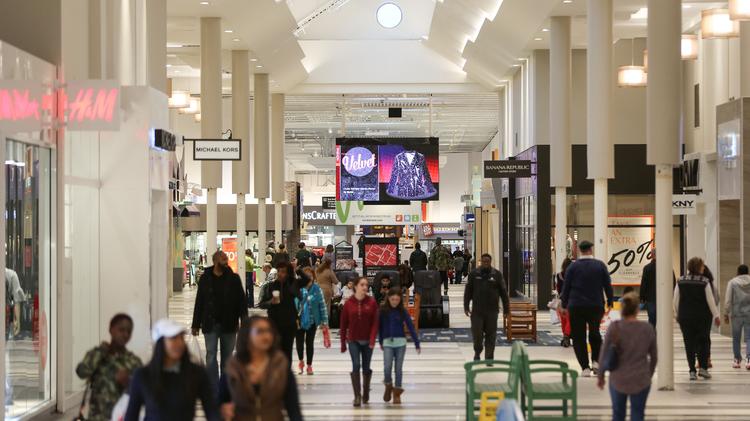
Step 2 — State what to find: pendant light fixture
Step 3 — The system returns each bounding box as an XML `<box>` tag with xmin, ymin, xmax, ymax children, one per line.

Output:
<box><xmin>617</xmin><ymin>39</ymin><xmax>646</xmax><ymax>87</ymax></box>
<box><xmin>729</xmin><ymin>0</ymin><xmax>750</xmax><ymax>21</ymax></box>
<box><xmin>168</xmin><ymin>90</ymin><xmax>190</xmax><ymax>109</ymax></box>
<box><xmin>701</xmin><ymin>9</ymin><xmax>739</xmax><ymax>39</ymax></box>
<box><xmin>681</xmin><ymin>34</ymin><xmax>698</xmax><ymax>60</ymax></box>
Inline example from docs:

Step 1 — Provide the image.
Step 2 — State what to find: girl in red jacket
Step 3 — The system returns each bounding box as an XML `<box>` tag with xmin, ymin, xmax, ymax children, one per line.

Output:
<box><xmin>340</xmin><ymin>277</ymin><xmax>379</xmax><ymax>407</ymax></box>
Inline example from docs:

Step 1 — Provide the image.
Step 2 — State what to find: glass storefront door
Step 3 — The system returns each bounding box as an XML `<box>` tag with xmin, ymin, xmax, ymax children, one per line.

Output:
<box><xmin>4</xmin><ymin>139</ymin><xmax>53</xmax><ymax>419</ymax></box>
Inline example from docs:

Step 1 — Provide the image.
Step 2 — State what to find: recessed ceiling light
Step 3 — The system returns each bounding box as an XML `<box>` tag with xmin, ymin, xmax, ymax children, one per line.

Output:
<box><xmin>174</xmin><ymin>70</ymin><xmax>181</xmax><ymax>73</ymax></box>
<box><xmin>542</xmin><ymin>28</ymin><xmax>550</xmax><ymax>32</ymax></box>
<box><xmin>421</xmin><ymin>35</ymin><xmax>429</xmax><ymax>41</ymax></box>
<box><xmin>250</xmin><ymin>58</ymin><xmax>258</xmax><ymax>62</ymax></box>
<box><xmin>200</xmin><ymin>1</ymin><xmax>209</xmax><ymax>4</ymax></box>
<box><xmin>232</xmin><ymin>38</ymin><xmax>240</xmax><ymax>42</ymax></box>
<box><xmin>534</xmin><ymin>37</ymin><xmax>543</xmax><ymax>41</ymax></box>
<box><xmin>166</xmin><ymin>64</ymin><xmax>172</xmax><ymax>68</ymax></box>
<box><xmin>631</xmin><ymin>7</ymin><xmax>648</xmax><ymax>20</ymax></box>
<box><xmin>256</xmin><ymin>65</ymin><xmax>263</xmax><ymax>68</ymax></box>
<box><xmin>224</xmin><ymin>29</ymin><xmax>233</xmax><ymax>33</ymax></box>
<box><xmin>512</xmin><ymin>64</ymin><xmax>521</xmax><ymax>67</ymax></box>
<box><xmin>376</xmin><ymin>3</ymin><xmax>403</xmax><ymax>29</ymax></box>
<box><xmin>682</xmin><ymin>4</ymin><xmax>692</xmax><ymax>9</ymax></box>
<box><xmin>562</xmin><ymin>0</ymin><xmax>572</xmax><ymax>3</ymax></box>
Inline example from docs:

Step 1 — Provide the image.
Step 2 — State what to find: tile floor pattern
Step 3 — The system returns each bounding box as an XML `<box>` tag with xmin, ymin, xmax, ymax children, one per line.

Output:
<box><xmin>169</xmin><ymin>282</ymin><xmax>750</xmax><ymax>420</ymax></box>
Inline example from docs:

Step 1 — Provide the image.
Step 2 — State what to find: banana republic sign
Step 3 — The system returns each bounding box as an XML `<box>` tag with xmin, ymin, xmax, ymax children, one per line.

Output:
<box><xmin>483</xmin><ymin>160</ymin><xmax>532</xmax><ymax>178</ymax></box>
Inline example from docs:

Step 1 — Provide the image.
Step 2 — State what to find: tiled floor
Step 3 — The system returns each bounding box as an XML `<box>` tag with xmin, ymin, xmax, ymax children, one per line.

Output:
<box><xmin>169</xmin><ymin>282</ymin><xmax>750</xmax><ymax>420</ymax></box>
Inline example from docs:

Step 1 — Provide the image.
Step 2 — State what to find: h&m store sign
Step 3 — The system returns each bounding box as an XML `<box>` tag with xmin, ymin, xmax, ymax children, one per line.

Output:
<box><xmin>0</xmin><ymin>80</ymin><xmax>120</xmax><ymax>132</ymax></box>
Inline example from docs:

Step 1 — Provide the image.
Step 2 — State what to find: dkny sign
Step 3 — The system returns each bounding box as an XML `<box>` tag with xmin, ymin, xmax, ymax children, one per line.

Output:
<box><xmin>672</xmin><ymin>194</ymin><xmax>697</xmax><ymax>215</ymax></box>
<box><xmin>484</xmin><ymin>160</ymin><xmax>532</xmax><ymax>178</ymax></box>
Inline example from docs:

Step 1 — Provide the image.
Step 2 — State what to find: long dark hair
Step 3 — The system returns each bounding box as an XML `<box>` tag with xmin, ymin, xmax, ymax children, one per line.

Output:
<box><xmin>235</xmin><ymin>316</ymin><xmax>281</xmax><ymax>364</ymax></box>
<box><xmin>144</xmin><ymin>337</ymin><xmax>197</xmax><ymax>402</ymax></box>
<box><xmin>380</xmin><ymin>287</ymin><xmax>405</xmax><ymax>314</ymax></box>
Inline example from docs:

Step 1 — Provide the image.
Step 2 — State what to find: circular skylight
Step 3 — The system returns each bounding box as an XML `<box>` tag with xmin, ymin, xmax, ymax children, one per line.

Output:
<box><xmin>377</xmin><ymin>3</ymin><xmax>402</xmax><ymax>29</ymax></box>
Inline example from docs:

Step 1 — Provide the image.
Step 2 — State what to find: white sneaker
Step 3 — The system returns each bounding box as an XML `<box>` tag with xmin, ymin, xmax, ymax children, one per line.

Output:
<box><xmin>581</xmin><ymin>368</ymin><xmax>592</xmax><ymax>377</ymax></box>
<box><xmin>592</xmin><ymin>361</ymin><xmax>599</xmax><ymax>375</ymax></box>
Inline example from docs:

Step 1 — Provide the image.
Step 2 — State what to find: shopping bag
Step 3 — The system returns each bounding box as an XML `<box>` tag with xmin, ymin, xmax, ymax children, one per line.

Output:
<box><xmin>110</xmin><ymin>394</ymin><xmax>128</xmax><ymax>421</ymax></box>
<box><xmin>549</xmin><ymin>308</ymin><xmax>560</xmax><ymax>325</ymax></box>
<box><xmin>186</xmin><ymin>334</ymin><xmax>205</xmax><ymax>366</ymax></box>
<box><xmin>322</xmin><ymin>325</ymin><xmax>332</xmax><ymax>349</ymax></box>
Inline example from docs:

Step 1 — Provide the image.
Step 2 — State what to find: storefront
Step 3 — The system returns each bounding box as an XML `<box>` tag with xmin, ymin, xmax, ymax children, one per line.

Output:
<box><xmin>500</xmin><ymin>144</ymin><xmax>683</xmax><ymax>309</ymax></box>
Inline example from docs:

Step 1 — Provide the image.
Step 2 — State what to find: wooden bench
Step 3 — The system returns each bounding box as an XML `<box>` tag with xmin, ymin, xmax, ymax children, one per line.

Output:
<box><xmin>504</xmin><ymin>301</ymin><xmax>537</xmax><ymax>342</ymax></box>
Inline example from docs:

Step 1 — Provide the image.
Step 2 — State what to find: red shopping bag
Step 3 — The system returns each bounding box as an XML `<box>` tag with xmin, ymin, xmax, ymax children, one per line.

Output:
<box><xmin>322</xmin><ymin>326</ymin><xmax>331</xmax><ymax>349</ymax></box>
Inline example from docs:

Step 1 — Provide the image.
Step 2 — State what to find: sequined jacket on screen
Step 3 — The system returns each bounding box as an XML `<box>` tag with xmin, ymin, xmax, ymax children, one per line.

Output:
<box><xmin>386</xmin><ymin>151</ymin><xmax>437</xmax><ymax>200</ymax></box>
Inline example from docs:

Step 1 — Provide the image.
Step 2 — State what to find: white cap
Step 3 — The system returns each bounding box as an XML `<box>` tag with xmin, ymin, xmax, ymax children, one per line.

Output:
<box><xmin>152</xmin><ymin>318</ymin><xmax>186</xmax><ymax>342</ymax></box>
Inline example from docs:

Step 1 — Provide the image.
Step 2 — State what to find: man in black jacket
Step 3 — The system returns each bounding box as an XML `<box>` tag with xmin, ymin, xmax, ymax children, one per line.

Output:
<box><xmin>259</xmin><ymin>262</ymin><xmax>302</xmax><ymax>363</ymax></box>
<box><xmin>409</xmin><ymin>242</ymin><xmax>428</xmax><ymax>271</ymax></box>
<box><xmin>191</xmin><ymin>250</ymin><xmax>247</xmax><ymax>387</ymax></box>
<box><xmin>639</xmin><ymin>252</ymin><xmax>676</xmax><ymax>328</ymax></box>
<box><xmin>464</xmin><ymin>254</ymin><xmax>510</xmax><ymax>361</ymax></box>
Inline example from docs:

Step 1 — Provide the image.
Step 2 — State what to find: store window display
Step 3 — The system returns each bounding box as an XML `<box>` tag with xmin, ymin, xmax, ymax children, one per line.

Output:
<box><xmin>4</xmin><ymin>139</ymin><xmax>54</xmax><ymax>418</ymax></box>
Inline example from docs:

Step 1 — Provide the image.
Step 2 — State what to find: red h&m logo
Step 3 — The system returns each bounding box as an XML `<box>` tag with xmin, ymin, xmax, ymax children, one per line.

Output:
<box><xmin>0</xmin><ymin>80</ymin><xmax>120</xmax><ymax>132</ymax></box>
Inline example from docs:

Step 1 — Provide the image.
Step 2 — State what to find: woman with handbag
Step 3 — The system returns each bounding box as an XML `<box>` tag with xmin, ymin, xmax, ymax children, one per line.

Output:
<box><xmin>75</xmin><ymin>314</ymin><xmax>142</xmax><ymax>421</ymax></box>
<box><xmin>597</xmin><ymin>292</ymin><xmax>657</xmax><ymax>421</ymax></box>
<box><xmin>295</xmin><ymin>267</ymin><xmax>329</xmax><ymax>375</ymax></box>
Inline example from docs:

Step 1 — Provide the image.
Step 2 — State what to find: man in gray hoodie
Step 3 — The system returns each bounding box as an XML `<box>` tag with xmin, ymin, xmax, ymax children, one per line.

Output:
<box><xmin>724</xmin><ymin>264</ymin><xmax>750</xmax><ymax>369</ymax></box>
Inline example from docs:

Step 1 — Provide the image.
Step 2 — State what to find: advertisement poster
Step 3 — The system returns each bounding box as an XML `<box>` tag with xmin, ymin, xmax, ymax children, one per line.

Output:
<box><xmin>336</xmin><ymin>138</ymin><xmax>439</xmax><ymax>203</ymax></box>
<box><xmin>363</xmin><ymin>237</ymin><xmax>400</xmax><ymax>278</ymax></box>
<box><xmin>221</xmin><ymin>238</ymin><xmax>239</xmax><ymax>274</ymax></box>
<box><xmin>334</xmin><ymin>241</ymin><xmax>355</xmax><ymax>270</ymax></box>
<box><xmin>607</xmin><ymin>216</ymin><xmax>654</xmax><ymax>285</ymax></box>
<box><xmin>337</xmin><ymin>145</ymin><xmax>379</xmax><ymax>201</ymax></box>
<box><xmin>335</xmin><ymin>201</ymin><xmax>423</xmax><ymax>225</ymax></box>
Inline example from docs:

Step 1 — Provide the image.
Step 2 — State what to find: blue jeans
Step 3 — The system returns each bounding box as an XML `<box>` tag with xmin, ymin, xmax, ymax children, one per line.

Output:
<box><xmin>348</xmin><ymin>341</ymin><xmax>373</xmax><ymax>374</ymax></box>
<box><xmin>731</xmin><ymin>317</ymin><xmax>750</xmax><ymax>360</ymax></box>
<box><xmin>609</xmin><ymin>384</ymin><xmax>650</xmax><ymax>421</ymax></box>
<box><xmin>204</xmin><ymin>327</ymin><xmax>237</xmax><ymax>387</ymax></box>
<box><xmin>383</xmin><ymin>345</ymin><xmax>407</xmax><ymax>387</ymax></box>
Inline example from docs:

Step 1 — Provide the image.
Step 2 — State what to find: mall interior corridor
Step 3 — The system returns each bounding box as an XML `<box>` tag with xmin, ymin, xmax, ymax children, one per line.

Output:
<box><xmin>165</xmin><ymin>284</ymin><xmax>750</xmax><ymax>421</ymax></box>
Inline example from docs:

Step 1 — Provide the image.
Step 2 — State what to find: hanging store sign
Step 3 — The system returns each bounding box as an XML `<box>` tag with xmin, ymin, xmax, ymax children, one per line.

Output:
<box><xmin>334</xmin><ymin>201</ymin><xmax>423</xmax><ymax>225</ymax></box>
<box><xmin>483</xmin><ymin>160</ymin><xmax>532</xmax><ymax>178</ymax></box>
<box><xmin>322</xmin><ymin>196</ymin><xmax>336</xmax><ymax>210</ymax></box>
<box><xmin>672</xmin><ymin>194</ymin><xmax>697</xmax><ymax>215</ymax></box>
<box><xmin>192</xmin><ymin>139</ymin><xmax>242</xmax><ymax>161</ymax></box>
<box><xmin>0</xmin><ymin>79</ymin><xmax>120</xmax><ymax>132</ymax></box>
<box><xmin>301</xmin><ymin>206</ymin><xmax>336</xmax><ymax>226</ymax></box>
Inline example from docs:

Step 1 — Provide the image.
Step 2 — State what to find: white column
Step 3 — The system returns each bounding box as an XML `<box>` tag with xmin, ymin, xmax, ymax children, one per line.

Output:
<box><xmin>647</xmin><ymin>0</ymin><xmax>681</xmax><ymax>391</ymax></box>
<box><xmin>201</xmin><ymin>17</ymin><xmax>223</xmax><ymax>255</ymax></box>
<box><xmin>271</xmin><ymin>93</ymin><xmax>286</xmax><ymax>248</ymax></box>
<box><xmin>549</xmin><ymin>16</ymin><xmax>572</xmax><ymax>270</ymax></box>
<box><xmin>742</xmin><ymin>21</ymin><xmax>750</xmax><ymax>97</ymax></box>
<box><xmin>233</xmin><ymin>50</ymin><xmax>250</xmax><ymax>276</ymax></box>
<box><xmin>254</xmin><ymin>74</ymin><xmax>270</xmax><ymax>261</ymax></box>
<box><xmin>587</xmin><ymin>0</ymin><xmax>614</xmax><ymax>260</ymax></box>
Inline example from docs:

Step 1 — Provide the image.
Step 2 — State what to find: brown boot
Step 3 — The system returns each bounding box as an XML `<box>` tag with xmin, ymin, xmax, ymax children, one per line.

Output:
<box><xmin>350</xmin><ymin>372</ymin><xmax>362</xmax><ymax>407</ymax></box>
<box><xmin>393</xmin><ymin>387</ymin><xmax>404</xmax><ymax>404</ymax></box>
<box><xmin>383</xmin><ymin>383</ymin><xmax>393</xmax><ymax>402</ymax></box>
<box><xmin>362</xmin><ymin>371</ymin><xmax>372</xmax><ymax>404</ymax></box>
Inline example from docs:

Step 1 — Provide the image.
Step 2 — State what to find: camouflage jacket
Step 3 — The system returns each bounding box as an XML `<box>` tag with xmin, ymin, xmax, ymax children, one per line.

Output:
<box><xmin>76</xmin><ymin>343</ymin><xmax>142</xmax><ymax>421</ymax></box>
<box><xmin>428</xmin><ymin>245</ymin><xmax>452</xmax><ymax>271</ymax></box>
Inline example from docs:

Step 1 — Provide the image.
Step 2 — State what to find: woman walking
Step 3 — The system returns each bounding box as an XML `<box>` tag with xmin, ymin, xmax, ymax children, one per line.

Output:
<box><xmin>316</xmin><ymin>259</ymin><xmax>338</xmax><ymax>315</ymax></box>
<box><xmin>125</xmin><ymin>319</ymin><xmax>218</xmax><ymax>421</ymax></box>
<box><xmin>340</xmin><ymin>277</ymin><xmax>379</xmax><ymax>407</ymax></box>
<box><xmin>555</xmin><ymin>258</ymin><xmax>572</xmax><ymax>347</ymax></box>
<box><xmin>597</xmin><ymin>292</ymin><xmax>656</xmax><ymax>421</ymax></box>
<box><xmin>260</xmin><ymin>262</ymin><xmax>301</xmax><ymax>364</ymax></box>
<box><xmin>323</xmin><ymin>244</ymin><xmax>336</xmax><ymax>268</ymax></box>
<box><xmin>219</xmin><ymin>316</ymin><xmax>303</xmax><ymax>421</ymax></box>
<box><xmin>379</xmin><ymin>288</ymin><xmax>420</xmax><ymax>404</ymax></box>
<box><xmin>674</xmin><ymin>257</ymin><xmax>721</xmax><ymax>380</ymax></box>
<box><xmin>295</xmin><ymin>268</ymin><xmax>328</xmax><ymax>375</ymax></box>
<box><xmin>76</xmin><ymin>314</ymin><xmax>142</xmax><ymax>421</ymax></box>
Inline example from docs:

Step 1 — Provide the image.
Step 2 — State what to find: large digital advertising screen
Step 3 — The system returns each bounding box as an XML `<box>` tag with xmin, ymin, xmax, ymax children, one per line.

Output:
<box><xmin>336</xmin><ymin>137</ymin><xmax>439</xmax><ymax>203</ymax></box>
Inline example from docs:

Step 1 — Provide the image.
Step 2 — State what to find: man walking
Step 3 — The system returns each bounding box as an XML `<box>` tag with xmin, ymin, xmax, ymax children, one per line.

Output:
<box><xmin>561</xmin><ymin>240</ymin><xmax>613</xmax><ymax>377</ymax></box>
<box><xmin>191</xmin><ymin>250</ymin><xmax>247</xmax><ymax>387</ymax></box>
<box><xmin>464</xmin><ymin>254</ymin><xmax>510</xmax><ymax>361</ymax></box>
<box><xmin>639</xmin><ymin>251</ymin><xmax>676</xmax><ymax>328</ymax></box>
<box><xmin>724</xmin><ymin>264</ymin><xmax>750</xmax><ymax>369</ymax></box>
<box><xmin>409</xmin><ymin>242</ymin><xmax>428</xmax><ymax>271</ymax></box>
<box><xmin>428</xmin><ymin>237</ymin><xmax>452</xmax><ymax>295</ymax></box>
<box><xmin>296</xmin><ymin>242</ymin><xmax>312</xmax><ymax>268</ymax></box>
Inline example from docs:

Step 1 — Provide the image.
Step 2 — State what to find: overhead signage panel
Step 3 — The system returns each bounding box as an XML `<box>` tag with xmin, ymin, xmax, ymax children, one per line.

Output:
<box><xmin>483</xmin><ymin>160</ymin><xmax>532</xmax><ymax>178</ymax></box>
<box><xmin>322</xmin><ymin>196</ymin><xmax>336</xmax><ymax>210</ymax></box>
<box><xmin>334</xmin><ymin>201</ymin><xmax>423</xmax><ymax>225</ymax></box>
<box><xmin>192</xmin><ymin>139</ymin><xmax>242</xmax><ymax>161</ymax></box>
